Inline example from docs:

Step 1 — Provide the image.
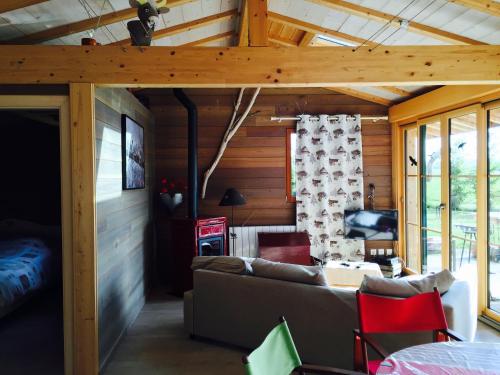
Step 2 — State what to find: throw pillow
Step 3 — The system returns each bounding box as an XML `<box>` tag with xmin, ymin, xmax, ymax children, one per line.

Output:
<box><xmin>191</xmin><ymin>256</ymin><xmax>253</xmax><ymax>275</ymax></box>
<box><xmin>252</xmin><ymin>258</ymin><xmax>328</xmax><ymax>286</ymax></box>
<box><xmin>359</xmin><ymin>269</ymin><xmax>455</xmax><ymax>298</ymax></box>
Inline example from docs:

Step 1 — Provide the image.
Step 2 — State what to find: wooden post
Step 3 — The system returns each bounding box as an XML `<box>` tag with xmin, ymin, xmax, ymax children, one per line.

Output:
<box><xmin>248</xmin><ymin>0</ymin><xmax>268</xmax><ymax>46</ymax></box>
<box><xmin>69</xmin><ymin>83</ymin><xmax>98</xmax><ymax>375</ymax></box>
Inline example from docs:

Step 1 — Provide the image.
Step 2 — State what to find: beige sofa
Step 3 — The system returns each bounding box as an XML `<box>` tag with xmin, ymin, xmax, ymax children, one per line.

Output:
<box><xmin>184</xmin><ymin>269</ymin><xmax>475</xmax><ymax>370</ymax></box>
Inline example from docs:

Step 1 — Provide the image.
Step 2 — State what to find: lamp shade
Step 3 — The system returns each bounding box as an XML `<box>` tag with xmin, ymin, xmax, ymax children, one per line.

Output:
<box><xmin>219</xmin><ymin>188</ymin><xmax>246</xmax><ymax>207</ymax></box>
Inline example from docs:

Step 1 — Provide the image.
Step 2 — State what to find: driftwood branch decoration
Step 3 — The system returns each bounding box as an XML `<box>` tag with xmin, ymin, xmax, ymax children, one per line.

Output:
<box><xmin>201</xmin><ymin>87</ymin><xmax>261</xmax><ymax>199</ymax></box>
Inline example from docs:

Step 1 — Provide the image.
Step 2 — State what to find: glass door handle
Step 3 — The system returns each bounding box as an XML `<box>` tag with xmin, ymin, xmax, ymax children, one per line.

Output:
<box><xmin>439</xmin><ymin>203</ymin><xmax>446</xmax><ymax>210</ymax></box>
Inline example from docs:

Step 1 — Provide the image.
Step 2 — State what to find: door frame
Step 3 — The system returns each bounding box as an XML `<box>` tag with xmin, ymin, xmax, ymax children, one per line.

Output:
<box><xmin>0</xmin><ymin>95</ymin><xmax>74</xmax><ymax>374</ymax></box>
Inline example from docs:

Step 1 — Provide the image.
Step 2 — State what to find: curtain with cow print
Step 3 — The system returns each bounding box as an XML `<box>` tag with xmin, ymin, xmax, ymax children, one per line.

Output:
<box><xmin>295</xmin><ymin>114</ymin><xmax>365</xmax><ymax>261</ymax></box>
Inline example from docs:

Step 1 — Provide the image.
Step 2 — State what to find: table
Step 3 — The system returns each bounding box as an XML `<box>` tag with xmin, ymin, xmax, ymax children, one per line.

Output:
<box><xmin>376</xmin><ymin>341</ymin><xmax>500</xmax><ymax>375</ymax></box>
<box><xmin>323</xmin><ymin>260</ymin><xmax>383</xmax><ymax>287</ymax></box>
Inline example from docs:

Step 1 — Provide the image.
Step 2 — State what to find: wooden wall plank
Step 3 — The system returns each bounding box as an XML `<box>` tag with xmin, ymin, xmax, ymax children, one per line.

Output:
<box><xmin>94</xmin><ymin>88</ymin><xmax>155</xmax><ymax>370</ymax></box>
<box><xmin>150</xmin><ymin>89</ymin><xmax>391</xmax><ymax>237</ymax></box>
<box><xmin>69</xmin><ymin>83</ymin><xmax>98</xmax><ymax>375</ymax></box>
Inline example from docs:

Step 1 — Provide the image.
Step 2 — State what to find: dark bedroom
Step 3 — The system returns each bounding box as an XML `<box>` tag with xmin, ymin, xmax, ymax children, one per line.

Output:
<box><xmin>0</xmin><ymin>109</ymin><xmax>64</xmax><ymax>375</ymax></box>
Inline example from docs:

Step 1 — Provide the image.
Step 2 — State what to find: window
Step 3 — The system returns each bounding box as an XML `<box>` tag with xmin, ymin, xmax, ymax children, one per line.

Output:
<box><xmin>286</xmin><ymin>128</ymin><xmax>296</xmax><ymax>203</ymax></box>
<box><xmin>399</xmin><ymin>102</ymin><xmax>500</xmax><ymax>323</ymax></box>
<box><xmin>487</xmin><ymin>104</ymin><xmax>500</xmax><ymax>317</ymax></box>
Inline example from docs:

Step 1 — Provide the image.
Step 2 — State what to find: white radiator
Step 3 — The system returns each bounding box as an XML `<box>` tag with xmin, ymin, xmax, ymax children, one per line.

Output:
<box><xmin>229</xmin><ymin>225</ymin><xmax>296</xmax><ymax>257</ymax></box>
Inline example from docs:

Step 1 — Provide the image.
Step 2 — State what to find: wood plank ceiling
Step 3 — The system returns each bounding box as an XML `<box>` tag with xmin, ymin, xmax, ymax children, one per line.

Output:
<box><xmin>0</xmin><ymin>0</ymin><xmax>498</xmax><ymax>105</ymax></box>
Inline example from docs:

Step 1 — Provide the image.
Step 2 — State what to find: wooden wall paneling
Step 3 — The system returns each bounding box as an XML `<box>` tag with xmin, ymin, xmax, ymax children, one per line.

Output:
<box><xmin>150</xmin><ymin>89</ymin><xmax>392</xmax><ymax>242</ymax></box>
<box><xmin>94</xmin><ymin>88</ymin><xmax>155</xmax><ymax>370</ymax></box>
<box><xmin>69</xmin><ymin>83</ymin><xmax>98</xmax><ymax>375</ymax></box>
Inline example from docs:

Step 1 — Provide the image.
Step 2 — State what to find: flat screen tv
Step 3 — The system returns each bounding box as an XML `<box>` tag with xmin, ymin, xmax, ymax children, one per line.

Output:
<box><xmin>344</xmin><ymin>210</ymin><xmax>398</xmax><ymax>240</ymax></box>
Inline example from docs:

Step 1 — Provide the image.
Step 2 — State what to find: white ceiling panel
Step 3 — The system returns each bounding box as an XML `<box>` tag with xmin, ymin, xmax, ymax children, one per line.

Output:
<box><xmin>0</xmin><ymin>0</ymin><xmax>497</xmax><ymax>47</ymax></box>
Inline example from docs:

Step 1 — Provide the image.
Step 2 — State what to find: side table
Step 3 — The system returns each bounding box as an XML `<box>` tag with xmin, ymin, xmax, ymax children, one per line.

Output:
<box><xmin>323</xmin><ymin>261</ymin><xmax>383</xmax><ymax>287</ymax></box>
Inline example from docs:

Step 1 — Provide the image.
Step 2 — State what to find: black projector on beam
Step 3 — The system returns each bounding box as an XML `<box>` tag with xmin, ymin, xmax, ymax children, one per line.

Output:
<box><xmin>127</xmin><ymin>0</ymin><xmax>169</xmax><ymax>46</ymax></box>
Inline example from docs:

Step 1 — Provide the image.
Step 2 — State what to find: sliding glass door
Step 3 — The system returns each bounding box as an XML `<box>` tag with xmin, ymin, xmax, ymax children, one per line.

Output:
<box><xmin>449</xmin><ymin>113</ymin><xmax>478</xmax><ymax>278</ymax></box>
<box><xmin>420</xmin><ymin>120</ymin><xmax>443</xmax><ymax>273</ymax></box>
<box><xmin>402</xmin><ymin>107</ymin><xmax>480</xmax><ymax>278</ymax></box>
<box><xmin>399</xmin><ymin>104</ymin><xmax>500</xmax><ymax>322</ymax></box>
<box><xmin>404</xmin><ymin>126</ymin><xmax>419</xmax><ymax>271</ymax></box>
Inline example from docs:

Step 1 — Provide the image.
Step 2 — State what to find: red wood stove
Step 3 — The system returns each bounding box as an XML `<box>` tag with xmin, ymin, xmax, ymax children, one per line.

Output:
<box><xmin>167</xmin><ymin>216</ymin><xmax>228</xmax><ymax>295</ymax></box>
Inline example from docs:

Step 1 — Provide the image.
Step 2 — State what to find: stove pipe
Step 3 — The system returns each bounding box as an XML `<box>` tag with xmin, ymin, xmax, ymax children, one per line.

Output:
<box><xmin>173</xmin><ymin>88</ymin><xmax>198</xmax><ymax>219</ymax></box>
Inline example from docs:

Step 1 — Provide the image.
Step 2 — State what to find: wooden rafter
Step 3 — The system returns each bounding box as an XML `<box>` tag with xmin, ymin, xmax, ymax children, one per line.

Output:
<box><xmin>0</xmin><ymin>45</ymin><xmax>498</xmax><ymax>86</ymax></box>
<box><xmin>448</xmin><ymin>0</ymin><xmax>500</xmax><ymax>17</ymax></box>
<box><xmin>181</xmin><ymin>31</ymin><xmax>234</xmax><ymax>46</ymax></box>
<box><xmin>268</xmin><ymin>11</ymin><xmax>375</xmax><ymax>46</ymax></box>
<box><xmin>327</xmin><ymin>87</ymin><xmax>392</xmax><ymax>106</ymax></box>
<box><xmin>299</xmin><ymin>32</ymin><xmax>316</xmax><ymax>46</ymax></box>
<box><xmin>307</xmin><ymin>0</ymin><xmax>486</xmax><ymax>45</ymax></box>
<box><xmin>269</xmin><ymin>35</ymin><xmax>298</xmax><ymax>46</ymax></box>
<box><xmin>110</xmin><ymin>9</ymin><xmax>237</xmax><ymax>46</ymax></box>
<box><xmin>0</xmin><ymin>0</ymin><xmax>48</xmax><ymax>14</ymax></box>
<box><xmin>237</xmin><ymin>0</ymin><xmax>249</xmax><ymax>46</ymax></box>
<box><xmin>248</xmin><ymin>0</ymin><xmax>268</xmax><ymax>46</ymax></box>
<box><xmin>7</xmin><ymin>0</ymin><xmax>194</xmax><ymax>45</ymax></box>
<box><xmin>379</xmin><ymin>86</ymin><xmax>412</xmax><ymax>97</ymax></box>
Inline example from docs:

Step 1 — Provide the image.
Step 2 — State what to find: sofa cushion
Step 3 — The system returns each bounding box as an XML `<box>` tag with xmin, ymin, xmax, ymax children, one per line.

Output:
<box><xmin>359</xmin><ymin>269</ymin><xmax>455</xmax><ymax>298</ymax></box>
<box><xmin>252</xmin><ymin>258</ymin><xmax>328</xmax><ymax>286</ymax></box>
<box><xmin>191</xmin><ymin>256</ymin><xmax>253</xmax><ymax>275</ymax></box>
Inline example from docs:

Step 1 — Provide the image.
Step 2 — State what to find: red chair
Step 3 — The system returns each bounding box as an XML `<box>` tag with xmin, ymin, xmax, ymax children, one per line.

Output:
<box><xmin>353</xmin><ymin>287</ymin><xmax>465</xmax><ymax>374</ymax></box>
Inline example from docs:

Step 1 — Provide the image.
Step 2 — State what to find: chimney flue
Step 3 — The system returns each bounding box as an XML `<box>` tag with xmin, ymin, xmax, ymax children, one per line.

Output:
<box><xmin>173</xmin><ymin>88</ymin><xmax>198</xmax><ymax>219</ymax></box>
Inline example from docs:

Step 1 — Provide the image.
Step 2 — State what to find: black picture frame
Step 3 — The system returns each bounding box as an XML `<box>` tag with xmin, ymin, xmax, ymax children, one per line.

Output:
<box><xmin>121</xmin><ymin>114</ymin><xmax>145</xmax><ymax>190</ymax></box>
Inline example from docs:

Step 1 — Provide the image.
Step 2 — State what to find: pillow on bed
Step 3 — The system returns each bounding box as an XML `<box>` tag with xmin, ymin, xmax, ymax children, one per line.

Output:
<box><xmin>0</xmin><ymin>219</ymin><xmax>60</xmax><ymax>242</ymax></box>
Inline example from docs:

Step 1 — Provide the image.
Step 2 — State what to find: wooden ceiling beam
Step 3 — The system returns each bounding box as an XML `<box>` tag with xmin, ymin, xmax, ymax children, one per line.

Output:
<box><xmin>307</xmin><ymin>0</ymin><xmax>486</xmax><ymax>45</ymax></box>
<box><xmin>7</xmin><ymin>0</ymin><xmax>194</xmax><ymax>45</ymax></box>
<box><xmin>0</xmin><ymin>45</ymin><xmax>497</xmax><ymax>86</ymax></box>
<box><xmin>326</xmin><ymin>87</ymin><xmax>392</xmax><ymax>106</ymax></box>
<box><xmin>379</xmin><ymin>86</ymin><xmax>412</xmax><ymax>97</ymax></box>
<box><xmin>298</xmin><ymin>32</ymin><xmax>316</xmax><ymax>46</ymax></box>
<box><xmin>248</xmin><ymin>0</ymin><xmax>268</xmax><ymax>46</ymax></box>
<box><xmin>0</xmin><ymin>0</ymin><xmax>48</xmax><ymax>14</ymax></box>
<box><xmin>268</xmin><ymin>11</ymin><xmax>375</xmax><ymax>47</ymax></box>
<box><xmin>181</xmin><ymin>31</ymin><xmax>234</xmax><ymax>47</ymax></box>
<box><xmin>448</xmin><ymin>0</ymin><xmax>500</xmax><ymax>18</ymax></box>
<box><xmin>237</xmin><ymin>0</ymin><xmax>249</xmax><ymax>46</ymax></box>
<box><xmin>269</xmin><ymin>35</ymin><xmax>298</xmax><ymax>47</ymax></box>
<box><xmin>110</xmin><ymin>9</ymin><xmax>237</xmax><ymax>46</ymax></box>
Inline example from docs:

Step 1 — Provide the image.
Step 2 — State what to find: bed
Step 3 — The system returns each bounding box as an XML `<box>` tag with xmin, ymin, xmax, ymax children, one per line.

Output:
<box><xmin>0</xmin><ymin>219</ymin><xmax>60</xmax><ymax>318</ymax></box>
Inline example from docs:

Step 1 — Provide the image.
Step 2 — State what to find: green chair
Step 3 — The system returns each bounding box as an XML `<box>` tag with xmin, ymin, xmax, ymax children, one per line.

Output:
<box><xmin>242</xmin><ymin>317</ymin><xmax>363</xmax><ymax>375</ymax></box>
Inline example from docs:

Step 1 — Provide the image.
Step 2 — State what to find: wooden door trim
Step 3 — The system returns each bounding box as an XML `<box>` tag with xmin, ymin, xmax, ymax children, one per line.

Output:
<box><xmin>0</xmin><ymin>95</ymin><xmax>74</xmax><ymax>374</ymax></box>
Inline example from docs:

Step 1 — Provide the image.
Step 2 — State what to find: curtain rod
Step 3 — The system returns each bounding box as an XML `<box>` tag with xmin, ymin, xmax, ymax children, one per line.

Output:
<box><xmin>270</xmin><ymin>115</ymin><xmax>388</xmax><ymax>123</ymax></box>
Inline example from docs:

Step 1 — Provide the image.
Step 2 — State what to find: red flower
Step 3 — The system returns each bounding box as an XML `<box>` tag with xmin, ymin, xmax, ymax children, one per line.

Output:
<box><xmin>161</xmin><ymin>178</ymin><xmax>167</xmax><ymax>185</ymax></box>
<box><xmin>161</xmin><ymin>187</ymin><xmax>168</xmax><ymax>193</ymax></box>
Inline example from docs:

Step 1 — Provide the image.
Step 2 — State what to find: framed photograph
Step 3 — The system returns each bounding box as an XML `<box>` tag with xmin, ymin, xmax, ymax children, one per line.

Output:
<box><xmin>121</xmin><ymin>114</ymin><xmax>145</xmax><ymax>190</ymax></box>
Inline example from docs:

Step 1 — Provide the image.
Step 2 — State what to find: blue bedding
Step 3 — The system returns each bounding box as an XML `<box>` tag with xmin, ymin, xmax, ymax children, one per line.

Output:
<box><xmin>0</xmin><ymin>238</ymin><xmax>53</xmax><ymax>314</ymax></box>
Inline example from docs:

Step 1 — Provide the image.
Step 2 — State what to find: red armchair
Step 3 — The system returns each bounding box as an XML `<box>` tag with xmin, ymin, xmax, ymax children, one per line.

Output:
<box><xmin>353</xmin><ymin>287</ymin><xmax>465</xmax><ymax>374</ymax></box>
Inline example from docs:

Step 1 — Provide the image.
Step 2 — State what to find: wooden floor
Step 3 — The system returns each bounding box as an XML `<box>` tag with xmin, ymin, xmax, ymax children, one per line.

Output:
<box><xmin>102</xmin><ymin>291</ymin><xmax>245</xmax><ymax>375</ymax></box>
<box><xmin>103</xmin><ymin>291</ymin><xmax>499</xmax><ymax>375</ymax></box>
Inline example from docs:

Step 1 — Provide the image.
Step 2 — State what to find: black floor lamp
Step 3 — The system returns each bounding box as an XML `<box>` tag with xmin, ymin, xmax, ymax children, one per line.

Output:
<box><xmin>219</xmin><ymin>188</ymin><xmax>247</xmax><ymax>256</ymax></box>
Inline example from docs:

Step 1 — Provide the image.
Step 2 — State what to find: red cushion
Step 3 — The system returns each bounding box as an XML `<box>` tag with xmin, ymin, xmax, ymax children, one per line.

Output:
<box><xmin>368</xmin><ymin>359</ymin><xmax>382</xmax><ymax>375</ymax></box>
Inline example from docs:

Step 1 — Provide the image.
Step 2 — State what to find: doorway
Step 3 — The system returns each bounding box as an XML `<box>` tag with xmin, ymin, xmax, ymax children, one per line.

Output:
<box><xmin>0</xmin><ymin>109</ymin><xmax>64</xmax><ymax>374</ymax></box>
<box><xmin>0</xmin><ymin>96</ymin><xmax>73</xmax><ymax>374</ymax></box>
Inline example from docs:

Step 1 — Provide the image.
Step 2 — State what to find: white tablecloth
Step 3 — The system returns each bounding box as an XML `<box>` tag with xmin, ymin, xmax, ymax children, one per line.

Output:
<box><xmin>376</xmin><ymin>342</ymin><xmax>500</xmax><ymax>375</ymax></box>
<box><xmin>323</xmin><ymin>260</ymin><xmax>383</xmax><ymax>287</ymax></box>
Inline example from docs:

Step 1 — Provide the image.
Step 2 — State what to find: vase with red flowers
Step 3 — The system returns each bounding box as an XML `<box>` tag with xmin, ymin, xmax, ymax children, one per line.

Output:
<box><xmin>159</xmin><ymin>178</ymin><xmax>186</xmax><ymax>214</ymax></box>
